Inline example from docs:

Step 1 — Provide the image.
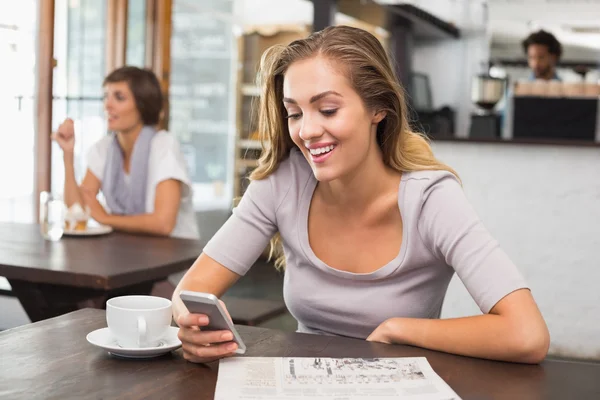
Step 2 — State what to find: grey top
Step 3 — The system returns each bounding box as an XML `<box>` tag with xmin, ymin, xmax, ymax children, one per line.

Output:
<box><xmin>204</xmin><ymin>148</ymin><xmax>527</xmax><ymax>339</ymax></box>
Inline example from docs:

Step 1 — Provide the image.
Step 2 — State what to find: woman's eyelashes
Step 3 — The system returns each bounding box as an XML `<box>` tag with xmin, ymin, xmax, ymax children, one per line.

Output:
<box><xmin>285</xmin><ymin>112</ymin><xmax>301</xmax><ymax>120</ymax></box>
<box><xmin>285</xmin><ymin>109</ymin><xmax>338</xmax><ymax>120</ymax></box>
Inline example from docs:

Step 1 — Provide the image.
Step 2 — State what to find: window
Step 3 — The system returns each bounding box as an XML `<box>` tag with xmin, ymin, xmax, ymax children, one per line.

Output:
<box><xmin>0</xmin><ymin>0</ymin><xmax>38</xmax><ymax>222</ymax></box>
<box><xmin>51</xmin><ymin>0</ymin><xmax>107</xmax><ymax>195</ymax></box>
<box><xmin>126</xmin><ymin>0</ymin><xmax>147</xmax><ymax>67</ymax></box>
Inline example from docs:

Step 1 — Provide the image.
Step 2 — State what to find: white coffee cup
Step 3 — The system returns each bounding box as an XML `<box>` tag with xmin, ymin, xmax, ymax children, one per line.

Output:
<box><xmin>106</xmin><ymin>295</ymin><xmax>172</xmax><ymax>348</ymax></box>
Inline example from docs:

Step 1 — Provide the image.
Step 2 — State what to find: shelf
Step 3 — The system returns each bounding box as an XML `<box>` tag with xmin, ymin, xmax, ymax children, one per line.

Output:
<box><xmin>243</xmin><ymin>23</ymin><xmax>309</xmax><ymax>36</ymax></box>
<box><xmin>389</xmin><ymin>4</ymin><xmax>460</xmax><ymax>40</ymax></box>
<box><xmin>337</xmin><ymin>1</ymin><xmax>460</xmax><ymax>40</ymax></box>
<box><xmin>238</xmin><ymin>139</ymin><xmax>262</xmax><ymax>150</ymax></box>
<box><xmin>237</xmin><ymin>158</ymin><xmax>259</xmax><ymax>169</ymax></box>
<box><xmin>171</xmin><ymin>50</ymin><xmax>232</xmax><ymax>59</ymax></box>
<box><xmin>235</xmin><ymin>26</ymin><xmax>310</xmax><ymax>200</ymax></box>
<box><xmin>241</xmin><ymin>84</ymin><xmax>261</xmax><ymax>97</ymax></box>
<box><xmin>491</xmin><ymin>58</ymin><xmax>599</xmax><ymax>69</ymax></box>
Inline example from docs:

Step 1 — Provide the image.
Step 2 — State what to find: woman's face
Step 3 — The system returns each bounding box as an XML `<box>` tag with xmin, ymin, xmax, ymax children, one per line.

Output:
<box><xmin>103</xmin><ymin>81</ymin><xmax>143</xmax><ymax>132</ymax></box>
<box><xmin>283</xmin><ymin>56</ymin><xmax>384</xmax><ymax>182</ymax></box>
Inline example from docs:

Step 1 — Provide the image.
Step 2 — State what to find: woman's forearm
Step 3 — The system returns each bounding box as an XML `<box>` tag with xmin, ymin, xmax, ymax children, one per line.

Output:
<box><xmin>381</xmin><ymin>314</ymin><xmax>549</xmax><ymax>364</ymax></box>
<box><xmin>172</xmin><ymin>288</ymin><xmax>187</xmax><ymax>322</ymax></box>
<box><xmin>63</xmin><ymin>153</ymin><xmax>84</xmax><ymax>208</ymax></box>
<box><xmin>171</xmin><ymin>273</ymin><xmax>213</xmax><ymax>324</ymax></box>
<box><xmin>104</xmin><ymin>213</ymin><xmax>175</xmax><ymax>236</ymax></box>
<box><xmin>171</xmin><ymin>253</ymin><xmax>241</xmax><ymax>325</ymax></box>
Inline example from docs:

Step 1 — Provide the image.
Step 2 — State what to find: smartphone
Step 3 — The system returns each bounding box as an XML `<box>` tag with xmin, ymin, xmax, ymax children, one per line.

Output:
<box><xmin>179</xmin><ymin>290</ymin><xmax>246</xmax><ymax>354</ymax></box>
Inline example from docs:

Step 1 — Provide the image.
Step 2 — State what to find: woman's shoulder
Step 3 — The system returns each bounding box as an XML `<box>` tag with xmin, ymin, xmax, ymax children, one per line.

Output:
<box><xmin>401</xmin><ymin>169</ymin><xmax>463</xmax><ymax>209</ymax></box>
<box><xmin>263</xmin><ymin>147</ymin><xmax>312</xmax><ymax>184</ymax></box>
<box><xmin>148</xmin><ymin>130</ymin><xmax>187</xmax><ymax>164</ymax></box>
<box><xmin>247</xmin><ymin>147</ymin><xmax>312</xmax><ymax>206</ymax></box>
<box><xmin>403</xmin><ymin>169</ymin><xmax>460</xmax><ymax>190</ymax></box>
<box><xmin>89</xmin><ymin>133</ymin><xmax>115</xmax><ymax>157</ymax></box>
<box><xmin>151</xmin><ymin>129</ymin><xmax>180</xmax><ymax>149</ymax></box>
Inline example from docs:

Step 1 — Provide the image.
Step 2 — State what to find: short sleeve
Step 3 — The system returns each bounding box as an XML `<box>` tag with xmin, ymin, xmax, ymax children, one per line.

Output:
<box><xmin>87</xmin><ymin>136</ymin><xmax>111</xmax><ymax>181</ymax></box>
<box><xmin>150</xmin><ymin>134</ymin><xmax>193</xmax><ymax>198</ymax></box>
<box><xmin>203</xmin><ymin>177</ymin><xmax>279</xmax><ymax>276</ymax></box>
<box><xmin>418</xmin><ymin>173</ymin><xmax>528</xmax><ymax>313</ymax></box>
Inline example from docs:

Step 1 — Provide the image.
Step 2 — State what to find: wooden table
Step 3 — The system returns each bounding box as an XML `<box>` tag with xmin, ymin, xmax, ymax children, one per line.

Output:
<box><xmin>0</xmin><ymin>223</ymin><xmax>202</xmax><ymax>322</ymax></box>
<box><xmin>1</xmin><ymin>309</ymin><xmax>599</xmax><ymax>399</ymax></box>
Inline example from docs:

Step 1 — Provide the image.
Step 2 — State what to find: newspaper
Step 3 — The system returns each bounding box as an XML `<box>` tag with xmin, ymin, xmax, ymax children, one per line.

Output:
<box><xmin>215</xmin><ymin>357</ymin><xmax>461</xmax><ymax>400</ymax></box>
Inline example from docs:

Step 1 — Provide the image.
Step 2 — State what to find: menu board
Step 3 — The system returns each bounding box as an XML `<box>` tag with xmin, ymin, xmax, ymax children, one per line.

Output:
<box><xmin>169</xmin><ymin>0</ymin><xmax>235</xmax><ymax>191</ymax></box>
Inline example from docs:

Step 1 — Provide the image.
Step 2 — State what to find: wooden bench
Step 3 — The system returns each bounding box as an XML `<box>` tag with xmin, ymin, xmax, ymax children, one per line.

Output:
<box><xmin>220</xmin><ymin>295</ymin><xmax>287</xmax><ymax>326</ymax></box>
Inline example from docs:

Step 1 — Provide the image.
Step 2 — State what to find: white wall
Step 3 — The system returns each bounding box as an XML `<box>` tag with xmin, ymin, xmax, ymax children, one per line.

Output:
<box><xmin>433</xmin><ymin>141</ymin><xmax>600</xmax><ymax>361</ymax></box>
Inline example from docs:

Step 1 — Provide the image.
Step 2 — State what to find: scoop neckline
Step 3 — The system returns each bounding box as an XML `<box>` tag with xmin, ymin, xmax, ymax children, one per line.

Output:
<box><xmin>297</xmin><ymin>173</ymin><xmax>410</xmax><ymax>281</ymax></box>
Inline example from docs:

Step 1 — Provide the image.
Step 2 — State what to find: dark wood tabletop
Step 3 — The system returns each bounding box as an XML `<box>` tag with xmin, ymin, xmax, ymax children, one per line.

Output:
<box><xmin>1</xmin><ymin>309</ymin><xmax>599</xmax><ymax>400</ymax></box>
<box><xmin>0</xmin><ymin>223</ymin><xmax>203</xmax><ymax>321</ymax></box>
<box><xmin>0</xmin><ymin>222</ymin><xmax>203</xmax><ymax>288</ymax></box>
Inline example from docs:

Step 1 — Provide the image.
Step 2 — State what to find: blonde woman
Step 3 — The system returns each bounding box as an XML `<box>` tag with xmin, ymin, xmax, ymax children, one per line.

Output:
<box><xmin>173</xmin><ymin>26</ymin><xmax>549</xmax><ymax>364</ymax></box>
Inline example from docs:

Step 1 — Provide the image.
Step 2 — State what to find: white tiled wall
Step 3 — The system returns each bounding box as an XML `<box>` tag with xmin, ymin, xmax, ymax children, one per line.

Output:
<box><xmin>434</xmin><ymin>141</ymin><xmax>600</xmax><ymax>360</ymax></box>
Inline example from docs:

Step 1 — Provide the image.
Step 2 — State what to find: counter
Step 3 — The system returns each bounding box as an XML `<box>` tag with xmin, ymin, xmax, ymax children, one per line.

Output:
<box><xmin>432</xmin><ymin>140</ymin><xmax>600</xmax><ymax>361</ymax></box>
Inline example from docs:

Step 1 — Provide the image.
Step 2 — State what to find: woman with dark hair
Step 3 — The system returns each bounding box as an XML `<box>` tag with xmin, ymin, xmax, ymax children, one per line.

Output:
<box><xmin>52</xmin><ymin>66</ymin><xmax>199</xmax><ymax>239</ymax></box>
<box><xmin>173</xmin><ymin>26</ymin><xmax>549</xmax><ymax>365</ymax></box>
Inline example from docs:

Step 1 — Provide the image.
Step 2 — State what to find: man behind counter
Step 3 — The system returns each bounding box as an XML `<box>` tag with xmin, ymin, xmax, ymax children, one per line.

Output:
<box><xmin>522</xmin><ymin>30</ymin><xmax>562</xmax><ymax>81</ymax></box>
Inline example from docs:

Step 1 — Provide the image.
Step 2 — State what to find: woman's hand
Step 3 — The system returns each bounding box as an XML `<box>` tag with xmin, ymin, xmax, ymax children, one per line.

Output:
<box><xmin>366</xmin><ymin>318</ymin><xmax>403</xmax><ymax>345</ymax></box>
<box><xmin>51</xmin><ymin>118</ymin><xmax>75</xmax><ymax>155</ymax></box>
<box><xmin>177</xmin><ymin>304</ymin><xmax>239</xmax><ymax>364</ymax></box>
<box><xmin>81</xmin><ymin>188</ymin><xmax>109</xmax><ymax>225</ymax></box>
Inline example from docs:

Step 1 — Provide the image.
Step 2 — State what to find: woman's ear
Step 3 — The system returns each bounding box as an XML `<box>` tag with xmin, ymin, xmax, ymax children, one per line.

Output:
<box><xmin>372</xmin><ymin>110</ymin><xmax>387</xmax><ymax>124</ymax></box>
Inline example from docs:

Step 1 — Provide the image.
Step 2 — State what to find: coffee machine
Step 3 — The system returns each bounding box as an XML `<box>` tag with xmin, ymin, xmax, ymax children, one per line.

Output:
<box><xmin>468</xmin><ymin>74</ymin><xmax>507</xmax><ymax>139</ymax></box>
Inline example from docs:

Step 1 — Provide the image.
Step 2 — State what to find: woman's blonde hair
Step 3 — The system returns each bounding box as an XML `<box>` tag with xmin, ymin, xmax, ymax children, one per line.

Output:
<box><xmin>248</xmin><ymin>25</ymin><xmax>458</xmax><ymax>269</ymax></box>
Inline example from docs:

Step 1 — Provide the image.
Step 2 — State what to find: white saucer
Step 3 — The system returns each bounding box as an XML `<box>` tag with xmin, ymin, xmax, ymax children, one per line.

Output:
<box><xmin>86</xmin><ymin>327</ymin><xmax>181</xmax><ymax>359</ymax></box>
<box><xmin>64</xmin><ymin>225</ymin><xmax>113</xmax><ymax>236</ymax></box>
